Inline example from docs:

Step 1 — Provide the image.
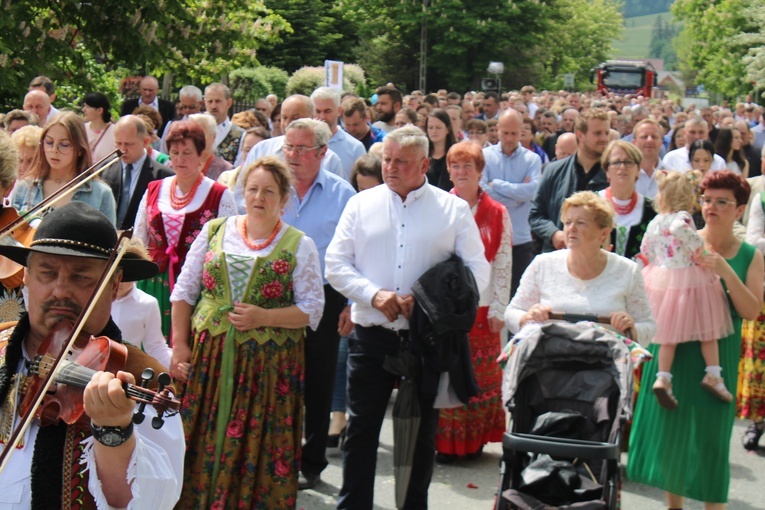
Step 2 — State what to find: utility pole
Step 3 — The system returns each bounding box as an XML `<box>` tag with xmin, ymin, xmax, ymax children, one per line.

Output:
<box><xmin>419</xmin><ymin>0</ymin><xmax>429</xmax><ymax>92</ymax></box>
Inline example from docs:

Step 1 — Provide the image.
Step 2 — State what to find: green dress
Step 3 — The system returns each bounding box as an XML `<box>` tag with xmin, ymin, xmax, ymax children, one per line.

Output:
<box><xmin>627</xmin><ymin>242</ymin><xmax>755</xmax><ymax>503</ymax></box>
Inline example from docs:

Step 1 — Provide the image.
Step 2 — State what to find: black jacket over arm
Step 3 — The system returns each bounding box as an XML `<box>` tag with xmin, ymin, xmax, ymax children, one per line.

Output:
<box><xmin>409</xmin><ymin>254</ymin><xmax>481</xmax><ymax>404</ymax></box>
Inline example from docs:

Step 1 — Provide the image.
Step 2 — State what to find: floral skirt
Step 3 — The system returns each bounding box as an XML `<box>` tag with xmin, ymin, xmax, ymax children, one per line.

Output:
<box><xmin>137</xmin><ymin>270</ymin><xmax>171</xmax><ymax>340</ymax></box>
<box><xmin>435</xmin><ymin>307</ymin><xmax>506</xmax><ymax>455</ymax></box>
<box><xmin>176</xmin><ymin>329</ymin><xmax>304</xmax><ymax>509</ymax></box>
<box><xmin>738</xmin><ymin>304</ymin><xmax>765</xmax><ymax>421</ymax></box>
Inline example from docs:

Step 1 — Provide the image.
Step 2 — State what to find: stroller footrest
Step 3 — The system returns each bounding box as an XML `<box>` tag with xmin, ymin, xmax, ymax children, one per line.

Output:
<box><xmin>503</xmin><ymin>432</ymin><xmax>620</xmax><ymax>460</ymax></box>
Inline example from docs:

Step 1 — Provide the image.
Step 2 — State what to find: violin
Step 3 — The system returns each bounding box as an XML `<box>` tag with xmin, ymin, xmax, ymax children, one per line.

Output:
<box><xmin>0</xmin><ymin>207</ymin><xmax>36</xmax><ymax>288</ymax></box>
<box><xmin>20</xmin><ymin>320</ymin><xmax>179</xmax><ymax>429</ymax></box>
<box><xmin>0</xmin><ymin>228</ymin><xmax>167</xmax><ymax>475</ymax></box>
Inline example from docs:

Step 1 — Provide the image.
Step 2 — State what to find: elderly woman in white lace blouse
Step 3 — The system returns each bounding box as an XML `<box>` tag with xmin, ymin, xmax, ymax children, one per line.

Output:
<box><xmin>505</xmin><ymin>191</ymin><xmax>656</xmax><ymax>344</ymax></box>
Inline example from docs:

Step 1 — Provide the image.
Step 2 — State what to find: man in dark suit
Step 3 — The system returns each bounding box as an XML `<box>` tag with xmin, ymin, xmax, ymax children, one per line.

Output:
<box><xmin>120</xmin><ymin>76</ymin><xmax>177</xmax><ymax>136</ymax></box>
<box><xmin>102</xmin><ymin>115</ymin><xmax>173</xmax><ymax>229</ymax></box>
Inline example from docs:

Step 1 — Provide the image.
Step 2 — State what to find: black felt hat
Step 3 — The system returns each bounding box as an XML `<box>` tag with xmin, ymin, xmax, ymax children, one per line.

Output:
<box><xmin>0</xmin><ymin>202</ymin><xmax>158</xmax><ymax>282</ymax></box>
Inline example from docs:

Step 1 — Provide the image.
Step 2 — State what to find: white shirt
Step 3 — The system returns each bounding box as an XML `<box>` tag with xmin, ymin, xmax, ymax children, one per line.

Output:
<box><xmin>662</xmin><ymin>147</ymin><xmax>727</xmax><ymax>173</ymax></box>
<box><xmin>635</xmin><ymin>164</ymin><xmax>661</xmax><ymax>199</ymax></box>
<box><xmin>325</xmin><ymin>181</ymin><xmax>491</xmax><ymax>330</ymax></box>
<box><xmin>213</xmin><ymin>119</ymin><xmax>232</xmax><ymax>151</ymax></box>
<box><xmin>113</xmin><ymin>285</ymin><xmax>172</xmax><ymax>369</ymax></box>
<box><xmin>504</xmin><ymin>250</ymin><xmax>656</xmax><ymax>344</ymax></box>
<box><xmin>328</xmin><ymin>126</ymin><xmax>366</xmax><ymax>181</ymax></box>
<box><xmin>0</xmin><ymin>347</ymin><xmax>185</xmax><ymax>510</ymax></box>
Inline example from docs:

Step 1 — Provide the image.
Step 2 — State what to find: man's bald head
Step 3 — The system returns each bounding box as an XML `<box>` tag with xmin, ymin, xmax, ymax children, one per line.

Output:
<box><xmin>555</xmin><ymin>132</ymin><xmax>578</xmax><ymax>160</ymax></box>
<box><xmin>280</xmin><ymin>95</ymin><xmax>314</xmax><ymax>132</ymax></box>
<box><xmin>139</xmin><ymin>76</ymin><xmax>159</xmax><ymax>105</ymax></box>
<box><xmin>23</xmin><ymin>90</ymin><xmax>52</xmax><ymax>125</ymax></box>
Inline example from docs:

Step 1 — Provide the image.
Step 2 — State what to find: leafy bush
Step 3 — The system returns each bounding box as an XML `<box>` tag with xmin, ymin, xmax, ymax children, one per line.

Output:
<box><xmin>229</xmin><ymin>66</ymin><xmax>289</xmax><ymax>101</ymax></box>
<box><xmin>286</xmin><ymin>64</ymin><xmax>367</xmax><ymax>96</ymax></box>
<box><xmin>286</xmin><ymin>67</ymin><xmax>326</xmax><ymax>96</ymax></box>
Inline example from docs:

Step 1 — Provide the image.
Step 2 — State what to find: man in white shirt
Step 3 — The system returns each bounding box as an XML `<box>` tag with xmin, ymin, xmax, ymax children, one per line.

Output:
<box><xmin>0</xmin><ymin>202</ymin><xmax>184</xmax><ymax>509</ymax></box>
<box><xmin>311</xmin><ymin>87</ymin><xmax>365</xmax><ymax>181</ymax></box>
<box><xmin>326</xmin><ymin>126</ymin><xmax>490</xmax><ymax>510</ymax></box>
<box><xmin>633</xmin><ymin>119</ymin><xmax>664</xmax><ymax>199</ymax></box>
<box><xmin>22</xmin><ymin>90</ymin><xmax>53</xmax><ymax>127</ymax></box>
<box><xmin>662</xmin><ymin>116</ymin><xmax>727</xmax><ymax>172</ymax></box>
<box><xmin>28</xmin><ymin>76</ymin><xmax>60</xmax><ymax>121</ymax></box>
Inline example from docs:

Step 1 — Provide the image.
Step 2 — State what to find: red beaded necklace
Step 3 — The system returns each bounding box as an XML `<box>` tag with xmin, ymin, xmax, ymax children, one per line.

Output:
<box><xmin>239</xmin><ymin>216</ymin><xmax>281</xmax><ymax>251</ymax></box>
<box><xmin>169</xmin><ymin>173</ymin><xmax>204</xmax><ymax>210</ymax></box>
<box><xmin>605</xmin><ymin>187</ymin><xmax>638</xmax><ymax>216</ymax></box>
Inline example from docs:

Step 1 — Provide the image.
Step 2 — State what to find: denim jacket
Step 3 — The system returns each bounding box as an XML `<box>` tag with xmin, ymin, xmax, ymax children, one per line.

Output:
<box><xmin>11</xmin><ymin>178</ymin><xmax>117</xmax><ymax>225</ymax></box>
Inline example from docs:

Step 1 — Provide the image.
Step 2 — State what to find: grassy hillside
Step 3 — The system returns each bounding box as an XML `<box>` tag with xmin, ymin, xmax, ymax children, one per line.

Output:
<box><xmin>613</xmin><ymin>11</ymin><xmax>673</xmax><ymax>60</ymax></box>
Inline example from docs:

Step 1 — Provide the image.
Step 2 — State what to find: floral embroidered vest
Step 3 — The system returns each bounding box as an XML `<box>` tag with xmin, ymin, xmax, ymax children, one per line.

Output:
<box><xmin>191</xmin><ymin>218</ymin><xmax>306</xmax><ymax>345</ymax></box>
<box><xmin>145</xmin><ymin>179</ymin><xmax>226</xmax><ymax>275</ymax></box>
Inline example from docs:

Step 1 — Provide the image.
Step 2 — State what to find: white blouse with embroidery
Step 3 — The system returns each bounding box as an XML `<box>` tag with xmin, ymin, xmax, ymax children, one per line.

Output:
<box><xmin>134</xmin><ymin>177</ymin><xmax>238</xmax><ymax>247</ymax></box>
<box><xmin>170</xmin><ymin>217</ymin><xmax>325</xmax><ymax>331</ymax></box>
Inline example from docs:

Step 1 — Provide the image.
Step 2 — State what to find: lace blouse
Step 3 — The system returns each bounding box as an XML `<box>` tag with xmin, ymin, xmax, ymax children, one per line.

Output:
<box><xmin>170</xmin><ymin>217</ymin><xmax>325</xmax><ymax>330</ymax></box>
<box><xmin>134</xmin><ymin>177</ymin><xmax>238</xmax><ymax>246</ymax></box>
<box><xmin>472</xmin><ymin>202</ymin><xmax>513</xmax><ymax>320</ymax></box>
<box><xmin>504</xmin><ymin>249</ymin><xmax>656</xmax><ymax>344</ymax></box>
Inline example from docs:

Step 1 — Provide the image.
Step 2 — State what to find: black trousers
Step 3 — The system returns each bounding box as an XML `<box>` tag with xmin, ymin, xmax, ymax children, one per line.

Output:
<box><xmin>511</xmin><ymin>241</ymin><xmax>536</xmax><ymax>298</ymax></box>
<box><xmin>301</xmin><ymin>284</ymin><xmax>346</xmax><ymax>475</ymax></box>
<box><xmin>337</xmin><ymin>326</ymin><xmax>438</xmax><ymax>510</ymax></box>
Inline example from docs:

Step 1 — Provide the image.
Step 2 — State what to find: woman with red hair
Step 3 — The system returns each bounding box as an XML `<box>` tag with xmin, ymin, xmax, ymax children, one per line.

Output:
<box><xmin>435</xmin><ymin>141</ymin><xmax>512</xmax><ymax>462</ymax></box>
<box><xmin>629</xmin><ymin>170</ymin><xmax>763</xmax><ymax>508</ymax></box>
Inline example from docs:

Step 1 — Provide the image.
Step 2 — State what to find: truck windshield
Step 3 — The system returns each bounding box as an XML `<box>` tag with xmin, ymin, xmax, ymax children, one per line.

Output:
<box><xmin>603</xmin><ymin>71</ymin><xmax>643</xmax><ymax>89</ymax></box>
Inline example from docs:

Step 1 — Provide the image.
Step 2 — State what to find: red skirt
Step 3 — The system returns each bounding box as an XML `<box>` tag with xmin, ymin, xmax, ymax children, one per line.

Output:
<box><xmin>435</xmin><ymin>307</ymin><xmax>506</xmax><ymax>455</ymax></box>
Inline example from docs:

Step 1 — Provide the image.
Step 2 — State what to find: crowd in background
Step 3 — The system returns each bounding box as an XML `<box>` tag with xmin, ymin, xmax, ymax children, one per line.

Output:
<box><xmin>1</xmin><ymin>73</ymin><xmax>764</xmax><ymax>509</ymax></box>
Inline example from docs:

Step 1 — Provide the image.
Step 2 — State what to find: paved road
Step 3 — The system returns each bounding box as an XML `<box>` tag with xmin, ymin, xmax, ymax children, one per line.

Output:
<box><xmin>298</xmin><ymin>396</ymin><xmax>765</xmax><ymax>509</ymax></box>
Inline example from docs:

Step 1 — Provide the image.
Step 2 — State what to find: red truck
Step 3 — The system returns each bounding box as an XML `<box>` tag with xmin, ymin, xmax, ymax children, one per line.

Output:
<box><xmin>591</xmin><ymin>60</ymin><xmax>657</xmax><ymax>96</ymax></box>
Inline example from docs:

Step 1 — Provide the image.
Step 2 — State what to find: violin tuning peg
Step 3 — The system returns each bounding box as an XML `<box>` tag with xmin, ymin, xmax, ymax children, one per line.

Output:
<box><xmin>140</xmin><ymin>368</ymin><xmax>155</xmax><ymax>387</ymax></box>
<box><xmin>152</xmin><ymin>414</ymin><xmax>165</xmax><ymax>430</ymax></box>
<box><xmin>133</xmin><ymin>407</ymin><xmax>146</xmax><ymax>424</ymax></box>
<box><xmin>157</xmin><ymin>372</ymin><xmax>171</xmax><ymax>391</ymax></box>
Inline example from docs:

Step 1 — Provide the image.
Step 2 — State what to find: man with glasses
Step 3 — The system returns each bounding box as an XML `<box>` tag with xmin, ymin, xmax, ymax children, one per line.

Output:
<box><xmin>159</xmin><ymin>85</ymin><xmax>203</xmax><ymax>154</ymax></box>
<box><xmin>120</xmin><ymin>76</ymin><xmax>177</xmax><ymax>137</ymax></box>
<box><xmin>242</xmin><ymin>95</ymin><xmax>343</xmax><ymax>188</ymax></box>
<box><xmin>278</xmin><ymin>119</ymin><xmax>356</xmax><ymax>490</ymax></box>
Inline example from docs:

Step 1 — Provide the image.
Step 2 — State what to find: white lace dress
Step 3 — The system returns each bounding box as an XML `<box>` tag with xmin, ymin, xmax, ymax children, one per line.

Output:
<box><xmin>504</xmin><ymin>249</ymin><xmax>656</xmax><ymax>344</ymax></box>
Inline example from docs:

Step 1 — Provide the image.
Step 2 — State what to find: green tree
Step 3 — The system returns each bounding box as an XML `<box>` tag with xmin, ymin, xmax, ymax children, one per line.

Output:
<box><xmin>736</xmin><ymin>0</ymin><xmax>765</xmax><ymax>94</ymax></box>
<box><xmin>0</xmin><ymin>1</ymin><xmax>287</xmax><ymax>108</ymax></box>
<box><xmin>672</xmin><ymin>0</ymin><xmax>755</xmax><ymax>97</ymax></box>
<box><xmin>338</xmin><ymin>0</ymin><xmax>621</xmax><ymax>92</ymax></box>
<box><xmin>256</xmin><ymin>0</ymin><xmax>355</xmax><ymax>73</ymax></box>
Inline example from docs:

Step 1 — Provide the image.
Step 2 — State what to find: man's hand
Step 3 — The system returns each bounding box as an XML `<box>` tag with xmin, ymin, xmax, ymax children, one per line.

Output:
<box><xmin>84</xmin><ymin>371</ymin><xmax>136</xmax><ymax>428</ymax></box>
<box><xmin>552</xmin><ymin>231</ymin><xmax>566</xmax><ymax>250</ymax></box>
<box><xmin>396</xmin><ymin>294</ymin><xmax>414</xmax><ymax>320</ymax></box>
<box><xmin>338</xmin><ymin>305</ymin><xmax>354</xmax><ymax>336</ymax></box>
<box><xmin>372</xmin><ymin>290</ymin><xmax>403</xmax><ymax>322</ymax></box>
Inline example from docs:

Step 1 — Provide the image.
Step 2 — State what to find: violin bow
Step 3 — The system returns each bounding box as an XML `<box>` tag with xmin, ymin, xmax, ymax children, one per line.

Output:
<box><xmin>0</xmin><ymin>230</ymin><xmax>133</xmax><ymax>475</ymax></box>
<box><xmin>0</xmin><ymin>149</ymin><xmax>122</xmax><ymax>244</ymax></box>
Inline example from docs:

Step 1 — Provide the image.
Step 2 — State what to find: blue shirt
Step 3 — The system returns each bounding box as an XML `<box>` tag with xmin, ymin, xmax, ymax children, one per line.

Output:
<box><xmin>328</xmin><ymin>127</ymin><xmax>366</xmax><ymax>181</ymax></box>
<box><xmin>282</xmin><ymin>169</ymin><xmax>356</xmax><ymax>284</ymax></box>
<box><xmin>480</xmin><ymin>142</ymin><xmax>541</xmax><ymax>245</ymax></box>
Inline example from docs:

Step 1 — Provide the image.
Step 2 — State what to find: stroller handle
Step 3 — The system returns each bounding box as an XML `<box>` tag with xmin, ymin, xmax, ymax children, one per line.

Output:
<box><xmin>549</xmin><ymin>311</ymin><xmax>638</xmax><ymax>342</ymax></box>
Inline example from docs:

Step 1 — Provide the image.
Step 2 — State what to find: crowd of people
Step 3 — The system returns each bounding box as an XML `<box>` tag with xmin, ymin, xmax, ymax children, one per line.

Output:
<box><xmin>0</xmin><ymin>73</ymin><xmax>764</xmax><ymax>509</ymax></box>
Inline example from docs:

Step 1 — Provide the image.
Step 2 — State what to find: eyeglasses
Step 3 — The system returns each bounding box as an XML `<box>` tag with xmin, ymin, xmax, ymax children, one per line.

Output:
<box><xmin>282</xmin><ymin>144</ymin><xmax>322</xmax><ymax>155</ymax></box>
<box><xmin>700</xmin><ymin>195</ymin><xmax>736</xmax><ymax>208</ymax></box>
<box><xmin>607</xmin><ymin>159</ymin><xmax>636</xmax><ymax>168</ymax></box>
<box><xmin>177</xmin><ymin>104</ymin><xmax>199</xmax><ymax>112</ymax></box>
<box><xmin>43</xmin><ymin>139</ymin><xmax>74</xmax><ymax>155</ymax></box>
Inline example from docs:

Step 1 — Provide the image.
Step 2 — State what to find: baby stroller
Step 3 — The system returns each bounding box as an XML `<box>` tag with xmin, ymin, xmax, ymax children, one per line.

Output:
<box><xmin>495</xmin><ymin>316</ymin><xmax>637</xmax><ymax>510</ymax></box>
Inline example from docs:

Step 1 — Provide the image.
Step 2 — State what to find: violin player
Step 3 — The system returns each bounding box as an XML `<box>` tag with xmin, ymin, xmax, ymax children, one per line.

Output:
<box><xmin>0</xmin><ymin>202</ymin><xmax>184</xmax><ymax>509</ymax></box>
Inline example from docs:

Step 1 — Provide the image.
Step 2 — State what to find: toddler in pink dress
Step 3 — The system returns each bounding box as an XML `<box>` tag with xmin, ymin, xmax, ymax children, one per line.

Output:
<box><xmin>641</xmin><ymin>171</ymin><xmax>733</xmax><ymax>409</ymax></box>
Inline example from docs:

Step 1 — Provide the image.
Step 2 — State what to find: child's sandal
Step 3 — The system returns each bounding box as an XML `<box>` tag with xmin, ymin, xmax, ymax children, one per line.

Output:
<box><xmin>700</xmin><ymin>374</ymin><xmax>733</xmax><ymax>402</ymax></box>
<box><xmin>653</xmin><ymin>376</ymin><xmax>678</xmax><ymax>410</ymax></box>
